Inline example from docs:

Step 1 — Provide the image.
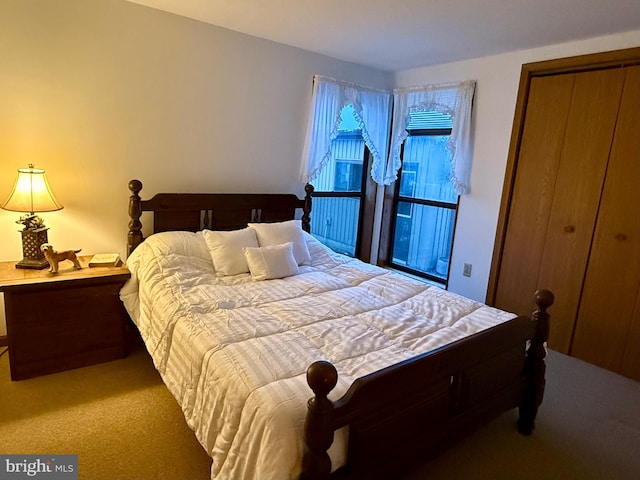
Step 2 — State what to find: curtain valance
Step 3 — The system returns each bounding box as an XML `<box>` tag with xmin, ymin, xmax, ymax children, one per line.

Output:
<box><xmin>301</xmin><ymin>76</ymin><xmax>392</xmax><ymax>184</ymax></box>
<box><xmin>388</xmin><ymin>80</ymin><xmax>476</xmax><ymax>193</ymax></box>
<box><xmin>301</xmin><ymin>77</ymin><xmax>475</xmax><ymax>193</ymax></box>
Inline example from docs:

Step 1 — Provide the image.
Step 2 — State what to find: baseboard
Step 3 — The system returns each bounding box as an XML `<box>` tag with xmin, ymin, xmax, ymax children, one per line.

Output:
<box><xmin>0</xmin><ymin>335</ymin><xmax>7</xmax><ymax>347</ymax></box>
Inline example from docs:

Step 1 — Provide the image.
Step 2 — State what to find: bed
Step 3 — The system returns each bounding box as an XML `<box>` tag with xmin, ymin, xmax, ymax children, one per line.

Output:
<box><xmin>121</xmin><ymin>179</ymin><xmax>553</xmax><ymax>480</ymax></box>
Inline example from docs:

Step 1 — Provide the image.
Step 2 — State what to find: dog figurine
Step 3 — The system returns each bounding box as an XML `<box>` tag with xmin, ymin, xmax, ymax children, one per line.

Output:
<box><xmin>40</xmin><ymin>243</ymin><xmax>82</xmax><ymax>273</ymax></box>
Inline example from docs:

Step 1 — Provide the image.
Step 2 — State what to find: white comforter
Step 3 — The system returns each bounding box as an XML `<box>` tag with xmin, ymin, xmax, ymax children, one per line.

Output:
<box><xmin>120</xmin><ymin>231</ymin><xmax>515</xmax><ymax>480</ymax></box>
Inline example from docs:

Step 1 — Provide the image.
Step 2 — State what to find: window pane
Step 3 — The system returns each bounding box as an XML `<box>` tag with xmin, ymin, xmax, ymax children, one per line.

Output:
<box><xmin>401</xmin><ymin>136</ymin><xmax>457</xmax><ymax>204</ymax></box>
<box><xmin>339</xmin><ymin>104</ymin><xmax>361</xmax><ymax>132</ymax></box>
<box><xmin>391</xmin><ymin>202</ymin><xmax>456</xmax><ymax>280</ymax></box>
<box><xmin>312</xmin><ymin>136</ymin><xmax>365</xmax><ymax>192</ymax></box>
<box><xmin>313</xmin><ymin>133</ymin><xmax>364</xmax><ymax>256</ymax></box>
<box><xmin>311</xmin><ymin>103</ymin><xmax>365</xmax><ymax>258</ymax></box>
<box><xmin>389</xmin><ymin>109</ymin><xmax>458</xmax><ymax>284</ymax></box>
<box><xmin>333</xmin><ymin>160</ymin><xmax>363</xmax><ymax>192</ymax></box>
<box><xmin>310</xmin><ymin>197</ymin><xmax>360</xmax><ymax>257</ymax></box>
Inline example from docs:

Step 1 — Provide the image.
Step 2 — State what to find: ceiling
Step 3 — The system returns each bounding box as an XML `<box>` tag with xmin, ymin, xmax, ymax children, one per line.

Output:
<box><xmin>125</xmin><ymin>0</ymin><xmax>640</xmax><ymax>72</ymax></box>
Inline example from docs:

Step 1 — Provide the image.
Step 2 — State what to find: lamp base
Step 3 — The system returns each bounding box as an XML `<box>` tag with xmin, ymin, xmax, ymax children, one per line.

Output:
<box><xmin>16</xmin><ymin>228</ymin><xmax>50</xmax><ymax>270</ymax></box>
<box><xmin>15</xmin><ymin>257</ymin><xmax>50</xmax><ymax>270</ymax></box>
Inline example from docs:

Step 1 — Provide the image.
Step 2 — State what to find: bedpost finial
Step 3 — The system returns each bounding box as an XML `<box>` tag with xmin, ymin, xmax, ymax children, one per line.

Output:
<box><xmin>305</xmin><ymin>183</ymin><xmax>315</xmax><ymax>195</ymax></box>
<box><xmin>129</xmin><ymin>179</ymin><xmax>142</xmax><ymax>194</ymax></box>
<box><xmin>307</xmin><ymin>360</ymin><xmax>338</xmax><ymax>397</ymax></box>
<box><xmin>303</xmin><ymin>360</ymin><xmax>337</xmax><ymax>480</ymax></box>
<box><xmin>534</xmin><ymin>289</ymin><xmax>554</xmax><ymax>311</ymax></box>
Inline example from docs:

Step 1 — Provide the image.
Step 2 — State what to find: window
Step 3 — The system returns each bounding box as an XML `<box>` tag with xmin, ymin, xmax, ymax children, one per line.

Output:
<box><xmin>303</xmin><ymin>77</ymin><xmax>474</xmax><ymax>276</ymax></box>
<box><xmin>388</xmin><ymin>110</ymin><xmax>459</xmax><ymax>286</ymax></box>
<box><xmin>310</xmin><ymin>105</ymin><xmax>368</xmax><ymax>257</ymax></box>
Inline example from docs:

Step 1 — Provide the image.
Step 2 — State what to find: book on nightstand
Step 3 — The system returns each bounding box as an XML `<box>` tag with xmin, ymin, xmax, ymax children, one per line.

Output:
<box><xmin>88</xmin><ymin>253</ymin><xmax>121</xmax><ymax>267</ymax></box>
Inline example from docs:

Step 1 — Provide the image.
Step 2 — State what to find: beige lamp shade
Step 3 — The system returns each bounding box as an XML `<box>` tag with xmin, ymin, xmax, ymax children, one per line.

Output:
<box><xmin>1</xmin><ymin>164</ymin><xmax>63</xmax><ymax>214</ymax></box>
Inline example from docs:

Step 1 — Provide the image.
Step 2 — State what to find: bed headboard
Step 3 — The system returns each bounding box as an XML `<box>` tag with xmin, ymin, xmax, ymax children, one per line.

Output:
<box><xmin>127</xmin><ymin>179</ymin><xmax>314</xmax><ymax>256</ymax></box>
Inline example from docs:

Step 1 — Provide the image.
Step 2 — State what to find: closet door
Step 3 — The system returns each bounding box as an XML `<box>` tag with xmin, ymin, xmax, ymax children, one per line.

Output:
<box><xmin>493</xmin><ymin>74</ymin><xmax>574</xmax><ymax>318</ymax></box>
<box><xmin>534</xmin><ymin>68</ymin><xmax>626</xmax><ymax>352</ymax></box>
<box><xmin>570</xmin><ymin>66</ymin><xmax>640</xmax><ymax>379</ymax></box>
<box><xmin>494</xmin><ymin>68</ymin><xmax>626</xmax><ymax>353</ymax></box>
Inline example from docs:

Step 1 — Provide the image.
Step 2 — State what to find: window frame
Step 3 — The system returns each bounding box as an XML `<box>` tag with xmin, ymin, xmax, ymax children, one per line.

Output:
<box><xmin>311</xmin><ymin>143</ymin><xmax>373</xmax><ymax>261</ymax></box>
<box><xmin>384</xmin><ymin>126</ymin><xmax>460</xmax><ymax>287</ymax></box>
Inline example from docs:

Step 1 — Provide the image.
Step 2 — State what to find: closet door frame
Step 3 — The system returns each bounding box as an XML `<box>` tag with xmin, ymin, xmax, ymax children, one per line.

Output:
<box><xmin>486</xmin><ymin>47</ymin><xmax>640</xmax><ymax>306</ymax></box>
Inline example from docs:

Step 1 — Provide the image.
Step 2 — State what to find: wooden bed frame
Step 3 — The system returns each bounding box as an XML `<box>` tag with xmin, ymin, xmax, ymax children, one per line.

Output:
<box><xmin>126</xmin><ymin>179</ymin><xmax>553</xmax><ymax>480</ymax></box>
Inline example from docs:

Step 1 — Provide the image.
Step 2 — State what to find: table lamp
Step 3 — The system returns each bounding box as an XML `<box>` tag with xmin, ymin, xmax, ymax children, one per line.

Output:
<box><xmin>1</xmin><ymin>164</ymin><xmax>63</xmax><ymax>269</ymax></box>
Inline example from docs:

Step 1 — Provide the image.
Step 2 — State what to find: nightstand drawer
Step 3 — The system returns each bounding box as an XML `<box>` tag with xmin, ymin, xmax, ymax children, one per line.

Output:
<box><xmin>0</xmin><ymin>257</ymin><xmax>131</xmax><ymax>380</ymax></box>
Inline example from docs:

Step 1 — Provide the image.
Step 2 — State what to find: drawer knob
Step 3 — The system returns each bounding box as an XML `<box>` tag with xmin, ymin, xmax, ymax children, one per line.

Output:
<box><xmin>564</xmin><ymin>225</ymin><xmax>575</xmax><ymax>233</ymax></box>
<box><xmin>615</xmin><ymin>233</ymin><xmax>627</xmax><ymax>241</ymax></box>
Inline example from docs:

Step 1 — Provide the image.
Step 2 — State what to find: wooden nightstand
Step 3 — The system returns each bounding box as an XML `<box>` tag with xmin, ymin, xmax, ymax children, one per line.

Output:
<box><xmin>0</xmin><ymin>256</ymin><xmax>131</xmax><ymax>380</ymax></box>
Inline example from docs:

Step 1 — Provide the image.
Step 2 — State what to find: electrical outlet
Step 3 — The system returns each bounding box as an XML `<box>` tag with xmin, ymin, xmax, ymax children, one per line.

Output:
<box><xmin>463</xmin><ymin>263</ymin><xmax>472</xmax><ymax>277</ymax></box>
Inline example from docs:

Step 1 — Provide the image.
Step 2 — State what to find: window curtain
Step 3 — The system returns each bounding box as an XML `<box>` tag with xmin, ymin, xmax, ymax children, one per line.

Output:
<box><xmin>388</xmin><ymin>81</ymin><xmax>476</xmax><ymax>193</ymax></box>
<box><xmin>301</xmin><ymin>75</ymin><xmax>392</xmax><ymax>184</ymax></box>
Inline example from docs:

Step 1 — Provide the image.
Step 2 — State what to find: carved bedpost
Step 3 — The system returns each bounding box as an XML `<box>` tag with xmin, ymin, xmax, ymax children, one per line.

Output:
<box><xmin>127</xmin><ymin>179</ymin><xmax>144</xmax><ymax>257</ymax></box>
<box><xmin>300</xmin><ymin>360</ymin><xmax>338</xmax><ymax>480</ymax></box>
<box><xmin>302</xmin><ymin>183</ymin><xmax>314</xmax><ymax>233</ymax></box>
<box><xmin>518</xmin><ymin>289</ymin><xmax>554</xmax><ymax>435</ymax></box>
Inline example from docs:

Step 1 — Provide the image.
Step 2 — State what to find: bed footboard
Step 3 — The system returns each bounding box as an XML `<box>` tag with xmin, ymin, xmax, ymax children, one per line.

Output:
<box><xmin>301</xmin><ymin>289</ymin><xmax>554</xmax><ymax>480</ymax></box>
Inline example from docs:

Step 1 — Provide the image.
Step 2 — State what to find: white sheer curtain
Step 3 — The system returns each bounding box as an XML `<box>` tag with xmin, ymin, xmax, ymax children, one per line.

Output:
<box><xmin>301</xmin><ymin>75</ymin><xmax>392</xmax><ymax>184</ymax></box>
<box><xmin>387</xmin><ymin>81</ymin><xmax>476</xmax><ymax>193</ymax></box>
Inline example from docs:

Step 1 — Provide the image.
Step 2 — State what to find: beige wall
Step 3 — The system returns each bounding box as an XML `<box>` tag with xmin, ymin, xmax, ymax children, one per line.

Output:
<box><xmin>0</xmin><ymin>0</ymin><xmax>391</xmax><ymax>335</ymax></box>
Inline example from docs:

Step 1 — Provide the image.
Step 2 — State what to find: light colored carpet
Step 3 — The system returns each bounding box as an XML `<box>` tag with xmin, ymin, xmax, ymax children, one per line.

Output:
<box><xmin>1</xmin><ymin>343</ymin><xmax>639</xmax><ymax>480</ymax></box>
<box><xmin>0</xmin><ymin>343</ymin><xmax>212</xmax><ymax>480</ymax></box>
<box><xmin>403</xmin><ymin>349</ymin><xmax>640</xmax><ymax>480</ymax></box>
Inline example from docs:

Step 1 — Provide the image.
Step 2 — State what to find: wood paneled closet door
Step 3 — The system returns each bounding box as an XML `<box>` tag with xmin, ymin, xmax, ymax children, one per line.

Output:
<box><xmin>570</xmin><ymin>66</ymin><xmax>640</xmax><ymax>379</ymax></box>
<box><xmin>488</xmin><ymin>49</ymin><xmax>640</xmax><ymax>380</ymax></box>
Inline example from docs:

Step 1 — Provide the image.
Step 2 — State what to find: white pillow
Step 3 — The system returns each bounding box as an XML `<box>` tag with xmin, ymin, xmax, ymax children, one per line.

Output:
<box><xmin>243</xmin><ymin>242</ymin><xmax>299</xmax><ymax>281</ymax></box>
<box><xmin>143</xmin><ymin>231</ymin><xmax>212</xmax><ymax>261</ymax></box>
<box><xmin>248</xmin><ymin>220</ymin><xmax>311</xmax><ymax>265</ymax></box>
<box><xmin>201</xmin><ymin>227</ymin><xmax>259</xmax><ymax>276</ymax></box>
